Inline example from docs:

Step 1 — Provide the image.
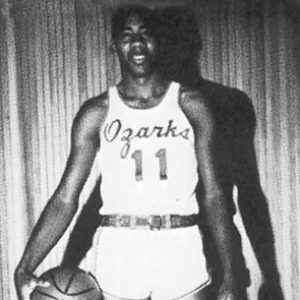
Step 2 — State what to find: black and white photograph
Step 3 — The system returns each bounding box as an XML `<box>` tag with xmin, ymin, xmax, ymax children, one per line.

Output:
<box><xmin>0</xmin><ymin>0</ymin><xmax>299</xmax><ymax>299</ymax></box>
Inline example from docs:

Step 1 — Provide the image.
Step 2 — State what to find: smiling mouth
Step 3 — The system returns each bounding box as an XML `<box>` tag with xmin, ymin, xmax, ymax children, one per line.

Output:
<box><xmin>131</xmin><ymin>54</ymin><xmax>147</xmax><ymax>65</ymax></box>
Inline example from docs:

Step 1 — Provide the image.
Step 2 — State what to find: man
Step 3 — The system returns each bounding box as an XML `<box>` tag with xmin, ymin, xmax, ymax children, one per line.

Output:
<box><xmin>15</xmin><ymin>5</ymin><xmax>239</xmax><ymax>300</ymax></box>
<box><xmin>63</xmin><ymin>6</ymin><xmax>284</xmax><ymax>299</ymax></box>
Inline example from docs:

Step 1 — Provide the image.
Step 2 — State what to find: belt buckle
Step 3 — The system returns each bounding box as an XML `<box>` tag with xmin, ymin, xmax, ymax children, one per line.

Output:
<box><xmin>149</xmin><ymin>215</ymin><xmax>163</xmax><ymax>231</ymax></box>
<box><xmin>117</xmin><ymin>215</ymin><xmax>130</xmax><ymax>227</ymax></box>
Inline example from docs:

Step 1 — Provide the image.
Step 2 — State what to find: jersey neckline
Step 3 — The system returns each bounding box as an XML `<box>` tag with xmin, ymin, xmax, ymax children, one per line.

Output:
<box><xmin>111</xmin><ymin>81</ymin><xmax>178</xmax><ymax>113</ymax></box>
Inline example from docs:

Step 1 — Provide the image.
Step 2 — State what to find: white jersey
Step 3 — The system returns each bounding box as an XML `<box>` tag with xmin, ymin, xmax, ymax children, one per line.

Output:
<box><xmin>98</xmin><ymin>82</ymin><xmax>199</xmax><ymax>215</ymax></box>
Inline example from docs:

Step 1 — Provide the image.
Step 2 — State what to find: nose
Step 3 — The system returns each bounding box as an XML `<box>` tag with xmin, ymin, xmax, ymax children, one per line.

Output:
<box><xmin>131</xmin><ymin>34</ymin><xmax>145</xmax><ymax>48</ymax></box>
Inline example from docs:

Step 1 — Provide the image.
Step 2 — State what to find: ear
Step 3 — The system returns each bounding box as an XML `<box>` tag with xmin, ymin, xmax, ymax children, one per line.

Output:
<box><xmin>110</xmin><ymin>41</ymin><xmax>116</xmax><ymax>53</ymax></box>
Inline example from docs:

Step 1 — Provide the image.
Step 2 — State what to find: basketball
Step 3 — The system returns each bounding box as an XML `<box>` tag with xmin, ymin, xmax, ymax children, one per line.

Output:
<box><xmin>31</xmin><ymin>266</ymin><xmax>102</xmax><ymax>300</ymax></box>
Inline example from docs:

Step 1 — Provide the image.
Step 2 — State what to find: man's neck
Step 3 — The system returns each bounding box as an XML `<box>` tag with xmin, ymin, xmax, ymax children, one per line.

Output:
<box><xmin>119</xmin><ymin>72</ymin><xmax>170</xmax><ymax>100</ymax></box>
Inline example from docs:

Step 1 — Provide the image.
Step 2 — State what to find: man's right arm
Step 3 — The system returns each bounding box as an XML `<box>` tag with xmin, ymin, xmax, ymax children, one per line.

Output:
<box><xmin>14</xmin><ymin>95</ymin><xmax>108</xmax><ymax>300</ymax></box>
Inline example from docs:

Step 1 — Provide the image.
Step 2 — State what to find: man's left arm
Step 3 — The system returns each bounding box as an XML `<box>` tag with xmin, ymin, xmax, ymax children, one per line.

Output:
<box><xmin>180</xmin><ymin>88</ymin><xmax>239</xmax><ymax>300</ymax></box>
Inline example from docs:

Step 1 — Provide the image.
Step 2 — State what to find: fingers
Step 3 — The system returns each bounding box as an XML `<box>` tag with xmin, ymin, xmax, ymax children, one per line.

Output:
<box><xmin>21</xmin><ymin>280</ymin><xmax>37</xmax><ymax>300</ymax></box>
<box><xmin>20</xmin><ymin>279</ymin><xmax>50</xmax><ymax>300</ymax></box>
<box><xmin>38</xmin><ymin>280</ymin><xmax>51</xmax><ymax>288</ymax></box>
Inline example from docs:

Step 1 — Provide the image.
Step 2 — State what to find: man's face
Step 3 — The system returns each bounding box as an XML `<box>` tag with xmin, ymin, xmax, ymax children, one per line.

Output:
<box><xmin>114</xmin><ymin>14</ymin><xmax>159</xmax><ymax>78</ymax></box>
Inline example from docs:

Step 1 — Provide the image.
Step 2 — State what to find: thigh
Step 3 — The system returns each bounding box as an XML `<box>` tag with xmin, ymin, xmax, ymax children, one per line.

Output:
<box><xmin>189</xmin><ymin>285</ymin><xmax>248</xmax><ymax>300</ymax></box>
<box><xmin>152</xmin><ymin>226</ymin><xmax>210</xmax><ymax>300</ymax></box>
<box><xmin>94</xmin><ymin>228</ymin><xmax>151</xmax><ymax>299</ymax></box>
<box><xmin>176</xmin><ymin>285</ymin><xmax>214</xmax><ymax>300</ymax></box>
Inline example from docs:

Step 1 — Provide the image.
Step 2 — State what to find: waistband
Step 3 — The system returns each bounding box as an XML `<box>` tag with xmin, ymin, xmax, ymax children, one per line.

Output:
<box><xmin>99</xmin><ymin>214</ymin><xmax>198</xmax><ymax>231</ymax></box>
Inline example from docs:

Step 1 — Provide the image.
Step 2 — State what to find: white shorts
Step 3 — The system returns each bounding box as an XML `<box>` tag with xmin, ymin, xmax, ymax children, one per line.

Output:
<box><xmin>84</xmin><ymin>225</ymin><xmax>210</xmax><ymax>300</ymax></box>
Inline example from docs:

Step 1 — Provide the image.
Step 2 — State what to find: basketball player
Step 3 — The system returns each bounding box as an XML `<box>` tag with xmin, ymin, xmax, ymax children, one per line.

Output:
<box><xmin>15</xmin><ymin>5</ymin><xmax>240</xmax><ymax>300</ymax></box>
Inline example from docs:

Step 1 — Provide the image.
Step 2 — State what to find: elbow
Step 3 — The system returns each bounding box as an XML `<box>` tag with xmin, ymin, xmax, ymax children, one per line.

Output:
<box><xmin>50</xmin><ymin>196</ymin><xmax>79</xmax><ymax>218</ymax></box>
<box><xmin>60</xmin><ymin>199</ymin><xmax>78</xmax><ymax>215</ymax></box>
<box><xmin>43</xmin><ymin>198</ymin><xmax>78</xmax><ymax>230</ymax></box>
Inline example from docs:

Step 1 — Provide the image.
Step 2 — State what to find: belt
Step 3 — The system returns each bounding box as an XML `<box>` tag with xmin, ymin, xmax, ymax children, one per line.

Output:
<box><xmin>99</xmin><ymin>214</ymin><xmax>198</xmax><ymax>231</ymax></box>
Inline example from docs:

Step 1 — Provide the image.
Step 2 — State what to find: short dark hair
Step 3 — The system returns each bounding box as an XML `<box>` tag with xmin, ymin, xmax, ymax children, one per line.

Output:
<box><xmin>111</xmin><ymin>5</ymin><xmax>159</xmax><ymax>41</ymax></box>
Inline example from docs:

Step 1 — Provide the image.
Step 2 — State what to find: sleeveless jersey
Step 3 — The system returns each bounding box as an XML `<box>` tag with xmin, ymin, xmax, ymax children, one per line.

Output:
<box><xmin>98</xmin><ymin>82</ymin><xmax>199</xmax><ymax>215</ymax></box>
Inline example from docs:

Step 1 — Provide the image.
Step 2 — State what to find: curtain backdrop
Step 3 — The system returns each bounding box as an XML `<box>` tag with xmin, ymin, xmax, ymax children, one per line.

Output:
<box><xmin>1</xmin><ymin>0</ymin><xmax>299</xmax><ymax>299</ymax></box>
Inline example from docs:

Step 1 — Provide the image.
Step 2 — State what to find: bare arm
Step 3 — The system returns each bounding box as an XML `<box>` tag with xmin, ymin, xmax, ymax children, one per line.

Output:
<box><xmin>15</xmin><ymin>95</ymin><xmax>107</xmax><ymax>298</ymax></box>
<box><xmin>180</xmin><ymin>88</ymin><xmax>238</xmax><ymax>299</ymax></box>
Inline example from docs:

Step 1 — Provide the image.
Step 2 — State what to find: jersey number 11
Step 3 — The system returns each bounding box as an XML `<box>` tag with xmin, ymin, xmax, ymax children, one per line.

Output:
<box><xmin>131</xmin><ymin>148</ymin><xmax>167</xmax><ymax>181</ymax></box>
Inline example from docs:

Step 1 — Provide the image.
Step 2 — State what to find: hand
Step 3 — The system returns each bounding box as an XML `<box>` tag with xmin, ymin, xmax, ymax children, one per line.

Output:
<box><xmin>14</xmin><ymin>269</ymin><xmax>50</xmax><ymax>300</ymax></box>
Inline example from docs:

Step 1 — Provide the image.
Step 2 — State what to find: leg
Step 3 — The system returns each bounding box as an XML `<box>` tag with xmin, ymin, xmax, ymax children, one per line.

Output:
<box><xmin>152</xmin><ymin>226</ymin><xmax>211</xmax><ymax>300</ymax></box>
<box><xmin>176</xmin><ymin>285</ymin><xmax>214</xmax><ymax>300</ymax></box>
<box><xmin>94</xmin><ymin>228</ymin><xmax>151</xmax><ymax>300</ymax></box>
<box><xmin>186</xmin><ymin>284</ymin><xmax>248</xmax><ymax>300</ymax></box>
<box><xmin>101</xmin><ymin>289</ymin><xmax>150</xmax><ymax>300</ymax></box>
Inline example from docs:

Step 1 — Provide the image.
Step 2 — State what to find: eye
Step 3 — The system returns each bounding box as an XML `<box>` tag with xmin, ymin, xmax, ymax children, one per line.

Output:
<box><xmin>119</xmin><ymin>31</ymin><xmax>132</xmax><ymax>41</ymax></box>
<box><xmin>141</xmin><ymin>29</ymin><xmax>153</xmax><ymax>38</ymax></box>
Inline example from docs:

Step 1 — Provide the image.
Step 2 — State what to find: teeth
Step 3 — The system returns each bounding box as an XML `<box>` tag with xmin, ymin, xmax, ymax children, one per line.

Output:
<box><xmin>132</xmin><ymin>55</ymin><xmax>146</xmax><ymax>65</ymax></box>
<box><xmin>133</xmin><ymin>55</ymin><xmax>145</xmax><ymax>60</ymax></box>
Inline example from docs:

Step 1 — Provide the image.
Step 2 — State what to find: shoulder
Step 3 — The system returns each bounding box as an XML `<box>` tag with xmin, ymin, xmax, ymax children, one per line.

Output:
<box><xmin>75</xmin><ymin>91</ymin><xmax>108</xmax><ymax>123</ymax></box>
<box><xmin>178</xmin><ymin>84</ymin><xmax>212</xmax><ymax>126</ymax></box>
<box><xmin>72</xmin><ymin>91</ymin><xmax>109</xmax><ymax>139</ymax></box>
<box><xmin>73</xmin><ymin>92</ymin><xmax>108</xmax><ymax>128</ymax></box>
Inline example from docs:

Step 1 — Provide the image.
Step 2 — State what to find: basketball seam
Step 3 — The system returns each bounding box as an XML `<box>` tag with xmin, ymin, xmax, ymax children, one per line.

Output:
<box><xmin>67</xmin><ymin>287</ymin><xmax>96</xmax><ymax>296</ymax></box>
<box><xmin>64</xmin><ymin>268</ymin><xmax>78</xmax><ymax>293</ymax></box>
<box><xmin>34</xmin><ymin>290</ymin><xmax>58</xmax><ymax>299</ymax></box>
<box><xmin>48</xmin><ymin>268</ymin><xmax>97</xmax><ymax>296</ymax></box>
<box><xmin>49</xmin><ymin>269</ymin><xmax>65</xmax><ymax>295</ymax></box>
